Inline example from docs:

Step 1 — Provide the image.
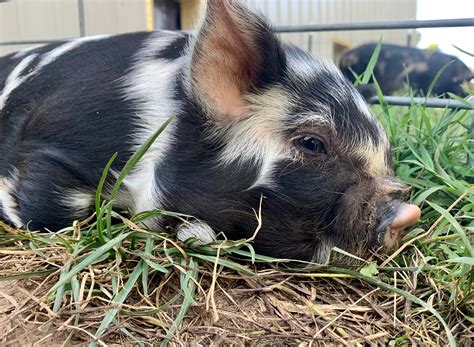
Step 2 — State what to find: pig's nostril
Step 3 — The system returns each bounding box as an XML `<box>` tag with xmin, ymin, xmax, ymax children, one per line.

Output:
<box><xmin>390</xmin><ymin>203</ymin><xmax>421</xmax><ymax>230</ymax></box>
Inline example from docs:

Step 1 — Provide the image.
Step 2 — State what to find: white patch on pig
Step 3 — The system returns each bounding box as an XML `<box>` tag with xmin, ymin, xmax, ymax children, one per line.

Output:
<box><xmin>13</xmin><ymin>45</ymin><xmax>41</xmax><ymax>59</ymax></box>
<box><xmin>321</xmin><ymin>58</ymin><xmax>345</xmax><ymax>79</ymax></box>
<box><xmin>355</xmin><ymin>127</ymin><xmax>390</xmax><ymax>177</ymax></box>
<box><xmin>0</xmin><ymin>35</ymin><xmax>109</xmax><ymax>110</ymax></box>
<box><xmin>294</xmin><ymin>112</ymin><xmax>335</xmax><ymax>130</ymax></box>
<box><xmin>211</xmin><ymin>87</ymin><xmax>294</xmax><ymax>189</ymax></box>
<box><xmin>0</xmin><ymin>174</ymin><xmax>23</xmax><ymax>228</ymax></box>
<box><xmin>288</xmin><ymin>53</ymin><xmax>344</xmax><ymax>84</ymax></box>
<box><xmin>310</xmin><ymin>240</ymin><xmax>334</xmax><ymax>264</ymax></box>
<box><xmin>354</xmin><ymin>92</ymin><xmax>373</xmax><ymax>119</ymax></box>
<box><xmin>121</xmin><ymin>32</ymin><xmax>185</xmax><ymax>213</ymax></box>
<box><xmin>36</xmin><ymin>35</ymin><xmax>109</xmax><ymax>70</ymax></box>
<box><xmin>348</xmin><ymin>90</ymin><xmax>390</xmax><ymax>177</ymax></box>
<box><xmin>226</xmin><ymin>88</ymin><xmax>292</xmax><ymax>164</ymax></box>
<box><xmin>0</xmin><ymin>54</ymin><xmax>37</xmax><ymax>110</ymax></box>
<box><xmin>287</xmin><ymin>56</ymin><xmax>316</xmax><ymax>83</ymax></box>
<box><xmin>248</xmin><ymin>151</ymin><xmax>281</xmax><ymax>190</ymax></box>
<box><xmin>177</xmin><ymin>220</ymin><xmax>217</xmax><ymax>245</ymax></box>
<box><xmin>61</xmin><ymin>190</ymin><xmax>95</xmax><ymax>218</ymax></box>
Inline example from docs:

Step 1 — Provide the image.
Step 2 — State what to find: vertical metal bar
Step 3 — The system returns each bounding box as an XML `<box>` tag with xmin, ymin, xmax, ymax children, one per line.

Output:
<box><xmin>406</xmin><ymin>30</ymin><xmax>412</xmax><ymax>47</ymax></box>
<box><xmin>78</xmin><ymin>0</ymin><xmax>86</xmax><ymax>37</ymax></box>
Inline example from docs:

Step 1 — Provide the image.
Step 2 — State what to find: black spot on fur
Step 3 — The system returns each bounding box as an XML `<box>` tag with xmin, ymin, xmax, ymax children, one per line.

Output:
<box><xmin>155</xmin><ymin>35</ymin><xmax>190</xmax><ymax>61</ymax></box>
<box><xmin>0</xmin><ymin>53</ymin><xmax>17</xmax><ymax>92</ymax></box>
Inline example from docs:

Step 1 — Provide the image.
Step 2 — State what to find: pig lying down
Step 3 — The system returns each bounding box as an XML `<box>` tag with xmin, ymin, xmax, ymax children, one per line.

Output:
<box><xmin>0</xmin><ymin>0</ymin><xmax>420</xmax><ymax>263</ymax></box>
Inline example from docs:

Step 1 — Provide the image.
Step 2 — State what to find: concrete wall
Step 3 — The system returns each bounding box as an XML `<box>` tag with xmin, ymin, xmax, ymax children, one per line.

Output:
<box><xmin>0</xmin><ymin>0</ymin><xmax>153</xmax><ymax>56</ymax></box>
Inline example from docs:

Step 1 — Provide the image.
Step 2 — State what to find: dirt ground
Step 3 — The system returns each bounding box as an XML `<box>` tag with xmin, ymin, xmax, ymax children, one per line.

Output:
<box><xmin>2</xmin><ymin>269</ymin><xmax>469</xmax><ymax>346</ymax></box>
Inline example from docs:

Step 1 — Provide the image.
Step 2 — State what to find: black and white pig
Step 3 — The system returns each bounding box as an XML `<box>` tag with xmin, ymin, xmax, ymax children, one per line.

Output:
<box><xmin>340</xmin><ymin>43</ymin><xmax>473</xmax><ymax>97</ymax></box>
<box><xmin>0</xmin><ymin>0</ymin><xmax>420</xmax><ymax>263</ymax></box>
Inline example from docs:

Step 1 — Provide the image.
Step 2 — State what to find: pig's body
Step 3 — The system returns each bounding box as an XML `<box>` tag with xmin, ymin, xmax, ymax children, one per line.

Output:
<box><xmin>339</xmin><ymin>43</ymin><xmax>472</xmax><ymax>97</ymax></box>
<box><xmin>0</xmin><ymin>1</ymin><xmax>420</xmax><ymax>262</ymax></box>
<box><xmin>0</xmin><ymin>31</ymin><xmax>188</xmax><ymax>229</ymax></box>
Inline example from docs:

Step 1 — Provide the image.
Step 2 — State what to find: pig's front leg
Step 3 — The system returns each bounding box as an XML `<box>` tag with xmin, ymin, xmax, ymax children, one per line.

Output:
<box><xmin>176</xmin><ymin>220</ymin><xmax>217</xmax><ymax>246</ymax></box>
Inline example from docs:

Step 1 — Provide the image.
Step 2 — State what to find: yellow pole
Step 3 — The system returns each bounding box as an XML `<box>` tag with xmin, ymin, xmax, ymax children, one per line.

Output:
<box><xmin>145</xmin><ymin>0</ymin><xmax>154</xmax><ymax>31</ymax></box>
<box><xmin>180</xmin><ymin>0</ymin><xmax>205</xmax><ymax>30</ymax></box>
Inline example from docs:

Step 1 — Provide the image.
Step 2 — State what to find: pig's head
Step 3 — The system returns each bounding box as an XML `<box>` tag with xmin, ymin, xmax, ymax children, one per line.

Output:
<box><xmin>165</xmin><ymin>0</ymin><xmax>420</xmax><ymax>262</ymax></box>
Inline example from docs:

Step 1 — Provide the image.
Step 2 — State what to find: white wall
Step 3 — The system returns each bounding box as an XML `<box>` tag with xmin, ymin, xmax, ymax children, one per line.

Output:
<box><xmin>1</xmin><ymin>0</ymin><xmax>418</xmax><ymax>61</ymax></box>
<box><xmin>249</xmin><ymin>0</ymin><xmax>417</xmax><ymax>61</ymax></box>
<box><xmin>0</xmin><ymin>0</ymin><xmax>151</xmax><ymax>56</ymax></box>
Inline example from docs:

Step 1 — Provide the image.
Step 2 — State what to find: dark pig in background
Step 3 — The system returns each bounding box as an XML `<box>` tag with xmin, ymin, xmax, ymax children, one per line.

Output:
<box><xmin>340</xmin><ymin>43</ymin><xmax>473</xmax><ymax>97</ymax></box>
<box><xmin>0</xmin><ymin>0</ymin><xmax>420</xmax><ymax>263</ymax></box>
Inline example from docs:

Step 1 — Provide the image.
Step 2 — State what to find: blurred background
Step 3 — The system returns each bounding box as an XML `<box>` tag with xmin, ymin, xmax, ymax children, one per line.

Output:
<box><xmin>0</xmin><ymin>0</ymin><xmax>472</xmax><ymax>68</ymax></box>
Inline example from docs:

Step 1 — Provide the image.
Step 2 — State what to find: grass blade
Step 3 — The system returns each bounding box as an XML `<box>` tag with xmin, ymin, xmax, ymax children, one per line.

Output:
<box><xmin>110</xmin><ymin>117</ymin><xmax>173</xmax><ymax>201</ymax></box>
<box><xmin>95</xmin><ymin>152</ymin><xmax>118</xmax><ymax>240</ymax></box>
<box><xmin>0</xmin><ymin>269</ymin><xmax>55</xmax><ymax>281</ymax></box>
<box><xmin>90</xmin><ymin>260</ymin><xmax>146</xmax><ymax>346</ymax></box>
<box><xmin>360</xmin><ymin>39</ymin><xmax>382</xmax><ymax>85</ymax></box>
<box><xmin>161</xmin><ymin>257</ymin><xmax>198</xmax><ymax>347</ymax></box>
<box><xmin>48</xmin><ymin>232</ymin><xmax>133</xmax><ymax>295</ymax></box>
<box><xmin>141</xmin><ymin>237</ymin><xmax>155</xmax><ymax>296</ymax></box>
<box><xmin>427</xmin><ymin>201</ymin><xmax>473</xmax><ymax>256</ymax></box>
<box><xmin>189</xmin><ymin>252</ymin><xmax>255</xmax><ymax>276</ymax></box>
<box><xmin>426</xmin><ymin>61</ymin><xmax>454</xmax><ymax>97</ymax></box>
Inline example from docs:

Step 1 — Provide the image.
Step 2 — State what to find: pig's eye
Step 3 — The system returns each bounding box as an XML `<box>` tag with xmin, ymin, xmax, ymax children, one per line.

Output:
<box><xmin>296</xmin><ymin>136</ymin><xmax>327</xmax><ymax>155</ymax></box>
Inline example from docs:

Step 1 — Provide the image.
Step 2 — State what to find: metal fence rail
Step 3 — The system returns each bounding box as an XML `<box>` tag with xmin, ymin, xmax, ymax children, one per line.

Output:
<box><xmin>367</xmin><ymin>96</ymin><xmax>473</xmax><ymax>110</ymax></box>
<box><xmin>275</xmin><ymin>18</ymin><xmax>474</xmax><ymax>33</ymax></box>
<box><xmin>0</xmin><ymin>39</ymin><xmax>74</xmax><ymax>45</ymax></box>
<box><xmin>2</xmin><ymin>18</ymin><xmax>474</xmax><ymax>47</ymax></box>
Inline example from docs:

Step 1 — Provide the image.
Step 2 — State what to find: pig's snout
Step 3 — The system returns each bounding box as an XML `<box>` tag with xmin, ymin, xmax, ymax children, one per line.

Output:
<box><xmin>373</xmin><ymin>178</ymin><xmax>421</xmax><ymax>251</ymax></box>
<box><xmin>382</xmin><ymin>203</ymin><xmax>421</xmax><ymax>250</ymax></box>
<box><xmin>390</xmin><ymin>203</ymin><xmax>421</xmax><ymax>230</ymax></box>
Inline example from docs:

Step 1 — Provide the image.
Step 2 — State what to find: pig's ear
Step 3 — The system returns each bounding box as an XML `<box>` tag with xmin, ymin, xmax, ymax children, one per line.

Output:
<box><xmin>190</xmin><ymin>0</ymin><xmax>286</xmax><ymax>122</ymax></box>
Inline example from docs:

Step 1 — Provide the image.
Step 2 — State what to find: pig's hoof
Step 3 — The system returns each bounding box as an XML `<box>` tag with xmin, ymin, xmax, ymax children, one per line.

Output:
<box><xmin>177</xmin><ymin>220</ymin><xmax>217</xmax><ymax>245</ymax></box>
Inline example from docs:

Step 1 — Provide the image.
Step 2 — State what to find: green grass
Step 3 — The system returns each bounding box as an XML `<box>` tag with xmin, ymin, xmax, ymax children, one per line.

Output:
<box><xmin>0</xmin><ymin>90</ymin><xmax>473</xmax><ymax>345</ymax></box>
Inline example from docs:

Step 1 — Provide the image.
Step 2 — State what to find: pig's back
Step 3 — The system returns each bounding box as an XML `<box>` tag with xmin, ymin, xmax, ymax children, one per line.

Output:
<box><xmin>0</xmin><ymin>31</ymin><xmax>188</xmax><ymax>178</ymax></box>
